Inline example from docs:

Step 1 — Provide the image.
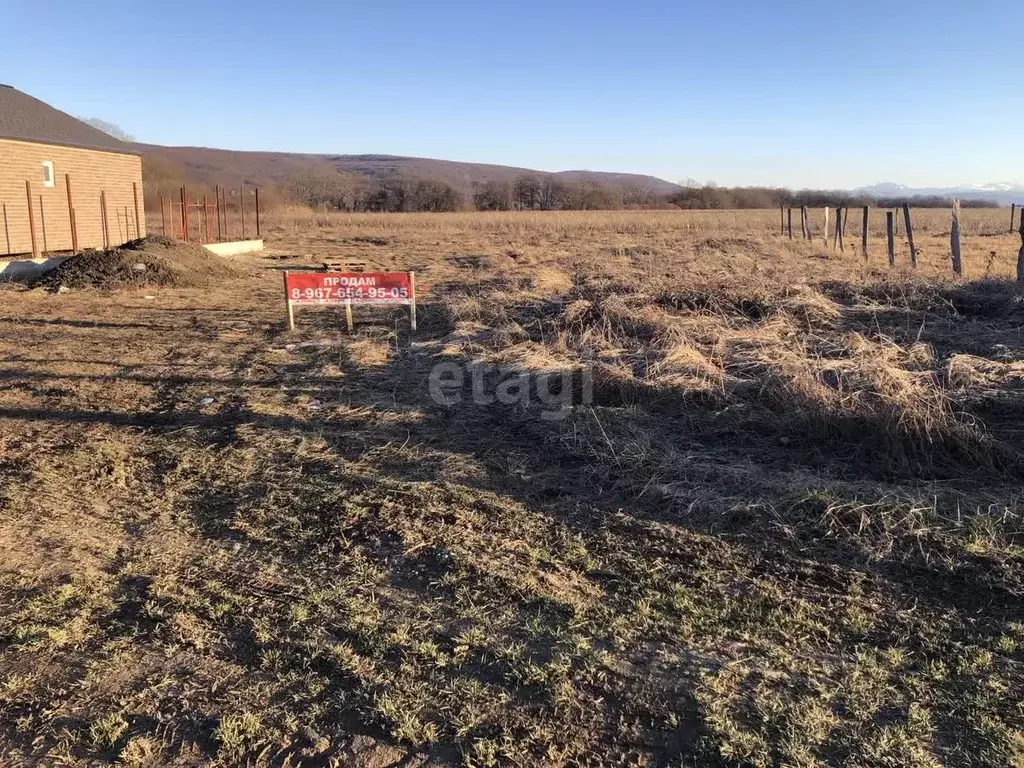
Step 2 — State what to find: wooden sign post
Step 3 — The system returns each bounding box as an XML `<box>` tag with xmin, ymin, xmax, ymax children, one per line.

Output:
<box><xmin>861</xmin><ymin>206</ymin><xmax>869</xmax><ymax>259</ymax></box>
<box><xmin>886</xmin><ymin>212</ymin><xmax>895</xmax><ymax>267</ymax></box>
<box><xmin>902</xmin><ymin>203</ymin><xmax>918</xmax><ymax>268</ymax></box>
<box><xmin>283</xmin><ymin>271</ymin><xmax>296</xmax><ymax>331</ymax></box>
<box><xmin>834</xmin><ymin>206</ymin><xmax>844</xmax><ymax>252</ymax></box>
<box><xmin>1017</xmin><ymin>209</ymin><xmax>1024</xmax><ymax>283</ymax></box>
<box><xmin>409</xmin><ymin>272</ymin><xmax>417</xmax><ymax>331</ymax></box>
<box><xmin>950</xmin><ymin>199</ymin><xmax>963</xmax><ymax>277</ymax></box>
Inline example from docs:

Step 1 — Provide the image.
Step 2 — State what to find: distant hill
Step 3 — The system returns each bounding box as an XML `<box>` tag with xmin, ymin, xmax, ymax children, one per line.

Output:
<box><xmin>135</xmin><ymin>143</ymin><xmax>681</xmax><ymax>198</ymax></box>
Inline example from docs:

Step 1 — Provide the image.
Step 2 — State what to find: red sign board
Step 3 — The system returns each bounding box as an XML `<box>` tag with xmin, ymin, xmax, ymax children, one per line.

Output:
<box><xmin>284</xmin><ymin>272</ymin><xmax>412</xmax><ymax>305</ymax></box>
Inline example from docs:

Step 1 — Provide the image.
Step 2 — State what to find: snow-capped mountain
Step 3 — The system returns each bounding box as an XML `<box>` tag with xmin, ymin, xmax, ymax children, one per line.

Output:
<box><xmin>857</xmin><ymin>182</ymin><xmax>1024</xmax><ymax>206</ymax></box>
<box><xmin>967</xmin><ymin>182</ymin><xmax>1021</xmax><ymax>193</ymax></box>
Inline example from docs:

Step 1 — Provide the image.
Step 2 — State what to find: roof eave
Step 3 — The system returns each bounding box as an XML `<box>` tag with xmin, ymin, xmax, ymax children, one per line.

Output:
<box><xmin>0</xmin><ymin>134</ymin><xmax>143</xmax><ymax>157</ymax></box>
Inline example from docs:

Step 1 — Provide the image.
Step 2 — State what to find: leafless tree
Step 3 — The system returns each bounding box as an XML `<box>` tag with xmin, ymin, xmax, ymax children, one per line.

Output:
<box><xmin>473</xmin><ymin>181</ymin><xmax>514</xmax><ymax>211</ymax></box>
<box><xmin>513</xmin><ymin>175</ymin><xmax>543</xmax><ymax>210</ymax></box>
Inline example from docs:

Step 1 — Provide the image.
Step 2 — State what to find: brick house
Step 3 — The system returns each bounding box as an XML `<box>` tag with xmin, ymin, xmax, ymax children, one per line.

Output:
<box><xmin>0</xmin><ymin>85</ymin><xmax>145</xmax><ymax>257</ymax></box>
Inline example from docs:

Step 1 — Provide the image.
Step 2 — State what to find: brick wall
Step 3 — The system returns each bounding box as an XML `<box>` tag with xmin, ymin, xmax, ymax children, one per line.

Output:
<box><xmin>0</xmin><ymin>138</ymin><xmax>145</xmax><ymax>257</ymax></box>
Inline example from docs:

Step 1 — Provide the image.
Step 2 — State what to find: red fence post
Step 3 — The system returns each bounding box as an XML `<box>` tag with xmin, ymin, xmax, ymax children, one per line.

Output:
<box><xmin>100</xmin><ymin>190</ymin><xmax>110</xmax><ymax>249</ymax></box>
<box><xmin>39</xmin><ymin>195</ymin><xmax>48</xmax><ymax>253</ymax></box>
<box><xmin>215</xmin><ymin>185</ymin><xmax>222</xmax><ymax>241</ymax></box>
<box><xmin>180</xmin><ymin>186</ymin><xmax>189</xmax><ymax>241</ymax></box>
<box><xmin>133</xmin><ymin>182</ymin><xmax>142</xmax><ymax>241</ymax></box>
<box><xmin>25</xmin><ymin>181</ymin><xmax>40</xmax><ymax>258</ymax></box>
<box><xmin>2</xmin><ymin>203</ymin><xmax>10</xmax><ymax>255</ymax></box>
<box><xmin>221</xmin><ymin>187</ymin><xmax>228</xmax><ymax>240</ymax></box>
<box><xmin>65</xmin><ymin>174</ymin><xmax>78</xmax><ymax>253</ymax></box>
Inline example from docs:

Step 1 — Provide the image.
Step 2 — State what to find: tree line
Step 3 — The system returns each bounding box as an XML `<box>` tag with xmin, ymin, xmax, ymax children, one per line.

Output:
<box><xmin>288</xmin><ymin>168</ymin><xmax>1000</xmax><ymax>212</ymax></box>
<box><xmin>667</xmin><ymin>184</ymin><xmax>997</xmax><ymax>210</ymax></box>
<box><xmin>285</xmin><ymin>166</ymin><xmax>668</xmax><ymax>212</ymax></box>
<box><xmin>146</xmin><ymin>160</ymin><xmax>1001</xmax><ymax>213</ymax></box>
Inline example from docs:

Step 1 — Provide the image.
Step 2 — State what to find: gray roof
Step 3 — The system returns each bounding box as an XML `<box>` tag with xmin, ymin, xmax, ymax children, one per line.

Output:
<box><xmin>0</xmin><ymin>85</ymin><xmax>139</xmax><ymax>155</ymax></box>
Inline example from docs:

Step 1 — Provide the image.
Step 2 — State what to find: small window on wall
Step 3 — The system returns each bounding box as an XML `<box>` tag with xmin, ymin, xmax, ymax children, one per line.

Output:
<box><xmin>41</xmin><ymin>161</ymin><xmax>55</xmax><ymax>188</ymax></box>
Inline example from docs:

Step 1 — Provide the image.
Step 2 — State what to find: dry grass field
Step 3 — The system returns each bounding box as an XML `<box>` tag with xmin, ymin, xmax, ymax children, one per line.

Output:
<box><xmin>1</xmin><ymin>208</ymin><xmax>1023</xmax><ymax>767</ymax></box>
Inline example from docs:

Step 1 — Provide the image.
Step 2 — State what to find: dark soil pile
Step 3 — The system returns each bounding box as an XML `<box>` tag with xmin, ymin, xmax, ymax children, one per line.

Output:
<box><xmin>41</xmin><ymin>236</ymin><xmax>240</xmax><ymax>290</ymax></box>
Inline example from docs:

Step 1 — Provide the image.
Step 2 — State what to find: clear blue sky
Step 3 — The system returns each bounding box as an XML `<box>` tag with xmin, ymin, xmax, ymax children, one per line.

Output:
<box><xmin>5</xmin><ymin>0</ymin><xmax>1021</xmax><ymax>188</ymax></box>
